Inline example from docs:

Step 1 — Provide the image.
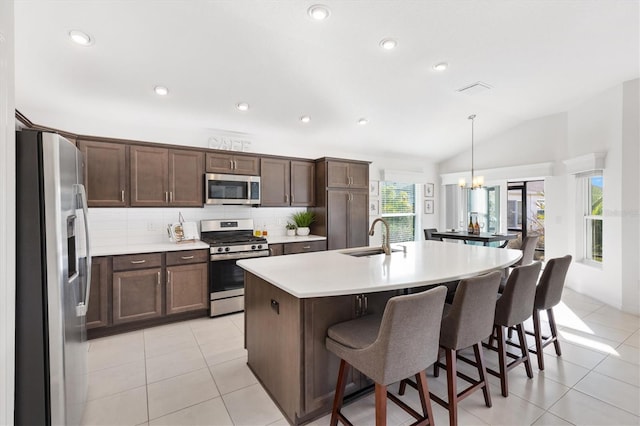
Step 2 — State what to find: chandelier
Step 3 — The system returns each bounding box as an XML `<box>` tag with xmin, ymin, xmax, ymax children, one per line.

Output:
<box><xmin>458</xmin><ymin>114</ymin><xmax>484</xmax><ymax>189</ymax></box>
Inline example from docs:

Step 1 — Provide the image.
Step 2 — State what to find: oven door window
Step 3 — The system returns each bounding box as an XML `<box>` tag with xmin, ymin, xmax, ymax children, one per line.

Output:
<box><xmin>208</xmin><ymin>180</ymin><xmax>248</xmax><ymax>200</ymax></box>
<box><xmin>210</xmin><ymin>259</ymin><xmax>244</xmax><ymax>293</ymax></box>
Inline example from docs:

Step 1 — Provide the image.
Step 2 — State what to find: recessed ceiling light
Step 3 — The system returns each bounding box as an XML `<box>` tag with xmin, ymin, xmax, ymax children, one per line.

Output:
<box><xmin>357</xmin><ymin>118</ymin><xmax>369</xmax><ymax>125</ymax></box>
<box><xmin>69</xmin><ymin>30</ymin><xmax>93</xmax><ymax>46</ymax></box>
<box><xmin>433</xmin><ymin>62</ymin><xmax>448</xmax><ymax>71</ymax></box>
<box><xmin>307</xmin><ymin>5</ymin><xmax>330</xmax><ymax>21</ymax></box>
<box><xmin>379</xmin><ymin>38</ymin><xmax>397</xmax><ymax>50</ymax></box>
<box><xmin>154</xmin><ymin>86</ymin><xmax>169</xmax><ymax>96</ymax></box>
<box><xmin>300</xmin><ymin>115</ymin><xmax>311</xmax><ymax>123</ymax></box>
<box><xmin>236</xmin><ymin>102</ymin><xmax>250</xmax><ymax>111</ymax></box>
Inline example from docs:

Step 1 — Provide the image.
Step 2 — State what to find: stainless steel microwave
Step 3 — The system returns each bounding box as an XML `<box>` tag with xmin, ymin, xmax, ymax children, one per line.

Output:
<box><xmin>204</xmin><ymin>173</ymin><xmax>261</xmax><ymax>205</ymax></box>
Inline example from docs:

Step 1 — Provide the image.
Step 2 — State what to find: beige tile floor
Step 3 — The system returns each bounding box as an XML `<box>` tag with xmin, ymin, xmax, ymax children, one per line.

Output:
<box><xmin>82</xmin><ymin>288</ymin><xmax>640</xmax><ymax>426</ymax></box>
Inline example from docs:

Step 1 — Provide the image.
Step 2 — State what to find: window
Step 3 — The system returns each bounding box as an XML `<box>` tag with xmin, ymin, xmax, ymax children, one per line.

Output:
<box><xmin>380</xmin><ymin>181</ymin><xmax>416</xmax><ymax>243</ymax></box>
<box><xmin>582</xmin><ymin>174</ymin><xmax>603</xmax><ymax>263</ymax></box>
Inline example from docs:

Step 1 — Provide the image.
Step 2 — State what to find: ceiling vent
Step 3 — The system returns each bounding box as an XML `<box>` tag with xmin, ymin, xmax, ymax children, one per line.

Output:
<box><xmin>457</xmin><ymin>81</ymin><xmax>492</xmax><ymax>95</ymax></box>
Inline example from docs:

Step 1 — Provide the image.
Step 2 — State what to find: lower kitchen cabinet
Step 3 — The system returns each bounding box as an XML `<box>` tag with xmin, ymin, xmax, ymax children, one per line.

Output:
<box><xmin>112</xmin><ymin>267</ymin><xmax>163</xmax><ymax>324</ymax></box>
<box><xmin>86</xmin><ymin>256</ymin><xmax>110</xmax><ymax>329</ymax></box>
<box><xmin>166</xmin><ymin>263</ymin><xmax>208</xmax><ymax>314</ymax></box>
<box><xmin>89</xmin><ymin>249</ymin><xmax>209</xmax><ymax>336</ymax></box>
<box><xmin>268</xmin><ymin>240</ymin><xmax>326</xmax><ymax>257</ymax></box>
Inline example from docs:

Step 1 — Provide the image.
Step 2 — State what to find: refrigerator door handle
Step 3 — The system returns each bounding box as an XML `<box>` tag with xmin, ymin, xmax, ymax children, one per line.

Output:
<box><xmin>75</xmin><ymin>184</ymin><xmax>91</xmax><ymax>317</ymax></box>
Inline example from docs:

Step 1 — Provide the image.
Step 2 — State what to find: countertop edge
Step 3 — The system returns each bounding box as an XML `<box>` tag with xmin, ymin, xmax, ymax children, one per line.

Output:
<box><xmin>92</xmin><ymin>241</ymin><xmax>210</xmax><ymax>257</ymax></box>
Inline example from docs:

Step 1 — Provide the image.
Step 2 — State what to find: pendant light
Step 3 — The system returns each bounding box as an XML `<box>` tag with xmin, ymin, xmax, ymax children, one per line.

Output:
<box><xmin>458</xmin><ymin>114</ymin><xmax>484</xmax><ymax>189</ymax></box>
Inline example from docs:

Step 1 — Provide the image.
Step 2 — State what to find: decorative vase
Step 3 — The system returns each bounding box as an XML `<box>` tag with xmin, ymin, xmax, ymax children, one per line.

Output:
<box><xmin>286</xmin><ymin>229</ymin><xmax>296</xmax><ymax>236</ymax></box>
<box><xmin>296</xmin><ymin>227</ymin><xmax>310</xmax><ymax>236</ymax></box>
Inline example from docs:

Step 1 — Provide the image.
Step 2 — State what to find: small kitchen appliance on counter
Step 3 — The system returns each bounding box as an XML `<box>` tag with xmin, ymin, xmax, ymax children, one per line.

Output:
<box><xmin>201</xmin><ymin>219</ymin><xmax>269</xmax><ymax>317</ymax></box>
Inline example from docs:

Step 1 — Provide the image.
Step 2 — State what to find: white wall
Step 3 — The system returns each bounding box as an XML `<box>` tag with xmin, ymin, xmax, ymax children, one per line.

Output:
<box><xmin>440</xmin><ymin>79</ymin><xmax>640</xmax><ymax>314</ymax></box>
<box><xmin>0</xmin><ymin>1</ymin><xmax>15</xmax><ymax>423</ymax></box>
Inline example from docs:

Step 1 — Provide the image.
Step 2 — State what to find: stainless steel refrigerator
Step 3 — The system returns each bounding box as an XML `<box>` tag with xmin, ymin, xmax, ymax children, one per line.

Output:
<box><xmin>15</xmin><ymin>130</ymin><xmax>92</xmax><ymax>425</ymax></box>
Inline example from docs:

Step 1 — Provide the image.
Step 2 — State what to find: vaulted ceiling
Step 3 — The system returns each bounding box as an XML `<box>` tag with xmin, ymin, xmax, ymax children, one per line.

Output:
<box><xmin>13</xmin><ymin>1</ymin><xmax>640</xmax><ymax>161</ymax></box>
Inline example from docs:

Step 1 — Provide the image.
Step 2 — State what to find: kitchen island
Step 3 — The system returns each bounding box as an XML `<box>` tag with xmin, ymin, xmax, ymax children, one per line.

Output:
<box><xmin>237</xmin><ymin>241</ymin><xmax>521</xmax><ymax>425</ymax></box>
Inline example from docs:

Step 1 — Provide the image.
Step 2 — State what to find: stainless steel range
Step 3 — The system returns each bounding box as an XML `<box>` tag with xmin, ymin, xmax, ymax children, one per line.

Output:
<box><xmin>201</xmin><ymin>219</ymin><xmax>269</xmax><ymax>317</ymax></box>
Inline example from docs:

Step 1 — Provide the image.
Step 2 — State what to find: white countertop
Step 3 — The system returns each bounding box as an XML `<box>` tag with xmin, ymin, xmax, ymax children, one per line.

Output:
<box><xmin>92</xmin><ymin>241</ymin><xmax>210</xmax><ymax>257</ymax></box>
<box><xmin>237</xmin><ymin>241</ymin><xmax>522</xmax><ymax>298</ymax></box>
<box><xmin>266</xmin><ymin>234</ymin><xmax>327</xmax><ymax>244</ymax></box>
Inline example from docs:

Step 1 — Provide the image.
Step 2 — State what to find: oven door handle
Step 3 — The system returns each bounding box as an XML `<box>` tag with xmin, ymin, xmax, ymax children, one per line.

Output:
<box><xmin>209</xmin><ymin>250</ymin><xmax>270</xmax><ymax>261</ymax></box>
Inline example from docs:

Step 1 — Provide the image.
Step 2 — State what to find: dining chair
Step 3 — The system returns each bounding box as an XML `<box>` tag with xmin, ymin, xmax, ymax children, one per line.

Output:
<box><xmin>424</xmin><ymin>228</ymin><xmax>443</xmax><ymax>241</ymax></box>
<box><xmin>527</xmin><ymin>255</ymin><xmax>572</xmax><ymax>370</ymax></box>
<box><xmin>401</xmin><ymin>271</ymin><xmax>502</xmax><ymax>426</ymax></box>
<box><xmin>500</xmin><ymin>235</ymin><xmax>539</xmax><ymax>294</ymax></box>
<box><xmin>326</xmin><ymin>286</ymin><xmax>447</xmax><ymax>426</ymax></box>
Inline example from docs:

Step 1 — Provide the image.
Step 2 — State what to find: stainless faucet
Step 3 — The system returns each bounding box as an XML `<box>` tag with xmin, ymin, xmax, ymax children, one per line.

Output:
<box><xmin>369</xmin><ymin>218</ymin><xmax>391</xmax><ymax>255</ymax></box>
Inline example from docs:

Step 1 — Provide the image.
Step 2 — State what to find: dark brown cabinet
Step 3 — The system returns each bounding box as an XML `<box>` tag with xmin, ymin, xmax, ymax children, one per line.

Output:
<box><xmin>130</xmin><ymin>145</ymin><xmax>204</xmax><ymax>207</ymax></box>
<box><xmin>169</xmin><ymin>150</ymin><xmax>205</xmax><ymax>206</ymax></box>
<box><xmin>312</xmin><ymin>159</ymin><xmax>370</xmax><ymax>250</ymax></box>
<box><xmin>283</xmin><ymin>240</ymin><xmax>326</xmax><ymax>255</ymax></box>
<box><xmin>87</xmin><ymin>256</ymin><xmax>110</xmax><ymax>329</ymax></box>
<box><xmin>260</xmin><ymin>158</ymin><xmax>315</xmax><ymax>207</ymax></box>
<box><xmin>206</xmin><ymin>152</ymin><xmax>260</xmax><ymax>175</ymax></box>
<box><xmin>77</xmin><ymin>140</ymin><xmax>128</xmax><ymax>207</ymax></box>
<box><xmin>112</xmin><ymin>252</ymin><xmax>163</xmax><ymax>324</ymax></box>
<box><xmin>166</xmin><ymin>250</ymin><xmax>208</xmax><ymax>315</ymax></box>
<box><xmin>326</xmin><ymin>190</ymin><xmax>369</xmax><ymax>250</ymax></box>
<box><xmin>326</xmin><ymin>160</ymin><xmax>368</xmax><ymax>189</ymax></box>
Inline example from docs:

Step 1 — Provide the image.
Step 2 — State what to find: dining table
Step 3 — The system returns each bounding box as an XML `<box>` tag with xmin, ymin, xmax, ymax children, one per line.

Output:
<box><xmin>431</xmin><ymin>230</ymin><xmax>518</xmax><ymax>247</ymax></box>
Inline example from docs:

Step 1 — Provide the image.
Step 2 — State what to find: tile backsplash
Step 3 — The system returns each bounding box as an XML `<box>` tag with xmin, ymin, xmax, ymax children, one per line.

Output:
<box><xmin>88</xmin><ymin>205</ymin><xmax>307</xmax><ymax>247</ymax></box>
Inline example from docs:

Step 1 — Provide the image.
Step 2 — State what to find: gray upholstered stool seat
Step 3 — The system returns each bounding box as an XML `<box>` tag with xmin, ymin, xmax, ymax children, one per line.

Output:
<box><xmin>483</xmin><ymin>262</ymin><xmax>542</xmax><ymax>397</ymax></box>
<box><xmin>526</xmin><ymin>255</ymin><xmax>572</xmax><ymax>370</ymax></box>
<box><xmin>405</xmin><ymin>271</ymin><xmax>502</xmax><ymax>426</ymax></box>
<box><xmin>326</xmin><ymin>286</ymin><xmax>447</xmax><ymax>426</ymax></box>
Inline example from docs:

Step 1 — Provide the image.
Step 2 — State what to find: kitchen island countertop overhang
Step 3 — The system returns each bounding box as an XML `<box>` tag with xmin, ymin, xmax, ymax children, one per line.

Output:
<box><xmin>237</xmin><ymin>240</ymin><xmax>523</xmax><ymax>298</ymax></box>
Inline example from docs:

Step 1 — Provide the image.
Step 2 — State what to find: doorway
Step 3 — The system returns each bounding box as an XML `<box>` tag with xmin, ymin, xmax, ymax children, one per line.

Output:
<box><xmin>507</xmin><ymin>180</ymin><xmax>545</xmax><ymax>259</ymax></box>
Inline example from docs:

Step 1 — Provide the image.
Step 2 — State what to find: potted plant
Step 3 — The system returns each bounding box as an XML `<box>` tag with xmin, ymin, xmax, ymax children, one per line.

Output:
<box><xmin>291</xmin><ymin>211</ymin><xmax>315</xmax><ymax>236</ymax></box>
<box><xmin>285</xmin><ymin>222</ymin><xmax>297</xmax><ymax>236</ymax></box>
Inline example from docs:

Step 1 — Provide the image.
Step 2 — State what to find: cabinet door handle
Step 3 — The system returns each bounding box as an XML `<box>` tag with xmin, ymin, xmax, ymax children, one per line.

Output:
<box><xmin>165</xmin><ymin>192</ymin><xmax>169</xmax><ymax>203</ymax></box>
<box><xmin>121</xmin><ymin>190</ymin><xmax>125</xmax><ymax>202</ymax></box>
<box><xmin>181</xmin><ymin>255</ymin><xmax>194</xmax><ymax>260</ymax></box>
<box><xmin>303</xmin><ymin>245</ymin><xmax>311</xmax><ymax>249</ymax></box>
<box><xmin>230</xmin><ymin>159</ymin><xmax>234</xmax><ymax>169</ymax></box>
<box><xmin>130</xmin><ymin>260</ymin><xmax>146</xmax><ymax>264</ymax></box>
<box><xmin>157</xmin><ymin>271</ymin><xmax>161</xmax><ymax>286</ymax></box>
<box><xmin>234</xmin><ymin>160</ymin><xmax>238</xmax><ymax>170</ymax></box>
<box><xmin>169</xmin><ymin>191</ymin><xmax>173</xmax><ymax>203</ymax></box>
<box><xmin>285</xmin><ymin>194</ymin><xmax>289</xmax><ymax>203</ymax></box>
<box><xmin>355</xmin><ymin>295</ymin><xmax>362</xmax><ymax>316</ymax></box>
<box><xmin>291</xmin><ymin>194</ymin><xmax>295</xmax><ymax>203</ymax></box>
<box><xmin>363</xmin><ymin>295</ymin><xmax>368</xmax><ymax>315</ymax></box>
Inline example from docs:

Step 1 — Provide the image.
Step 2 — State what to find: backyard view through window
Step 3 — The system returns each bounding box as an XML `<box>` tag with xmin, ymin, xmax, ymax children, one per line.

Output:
<box><xmin>585</xmin><ymin>175</ymin><xmax>603</xmax><ymax>262</ymax></box>
<box><xmin>381</xmin><ymin>182</ymin><xmax>416</xmax><ymax>243</ymax></box>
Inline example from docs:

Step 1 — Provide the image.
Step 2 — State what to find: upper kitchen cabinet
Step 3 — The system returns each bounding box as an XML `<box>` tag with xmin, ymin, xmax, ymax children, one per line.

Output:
<box><xmin>169</xmin><ymin>150</ymin><xmax>204</xmax><ymax>207</ymax></box>
<box><xmin>77</xmin><ymin>140</ymin><xmax>128</xmax><ymax>207</ymax></box>
<box><xmin>205</xmin><ymin>152</ymin><xmax>260</xmax><ymax>175</ymax></box>
<box><xmin>326</xmin><ymin>160</ymin><xmax>368</xmax><ymax>189</ymax></box>
<box><xmin>131</xmin><ymin>145</ymin><xmax>204</xmax><ymax>207</ymax></box>
<box><xmin>260</xmin><ymin>158</ymin><xmax>315</xmax><ymax>207</ymax></box>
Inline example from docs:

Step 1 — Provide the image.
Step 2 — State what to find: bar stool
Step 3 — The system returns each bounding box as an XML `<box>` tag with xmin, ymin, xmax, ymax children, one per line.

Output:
<box><xmin>527</xmin><ymin>255</ymin><xmax>572</xmax><ymax>370</ymax></box>
<box><xmin>403</xmin><ymin>271</ymin><xmax>502</xmax><ymax>426</ymax></box>
<box><xmin>500</xmin><ymin>235</ymin><xmax>539</xmax><ymax>293</ymax></box>
<box><xmin>484</xmin><ymin>262</ymin><xmax>541</xmax><ymax>397</ymax></box>
<box><xmin>326</xmin><ymin>286</ymin><xmax>447</xmax><ymax>426</ymax></box>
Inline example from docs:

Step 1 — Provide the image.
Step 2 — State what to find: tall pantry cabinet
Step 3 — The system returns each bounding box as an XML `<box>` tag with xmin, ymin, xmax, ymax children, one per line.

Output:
<box><xmin>311</xmin><ymin>158</ymin><xmax>370</xmax><ymax>250</ymax></box>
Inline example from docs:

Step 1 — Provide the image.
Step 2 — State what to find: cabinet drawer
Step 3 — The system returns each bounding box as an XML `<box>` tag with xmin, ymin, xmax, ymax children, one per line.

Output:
<box><xmin>166</xmin><ymin>249</ymin><xmax>209</xmax><ymax>266</ymax></box>
<box><xmin>113</xmin><ymin>252</ymin><xmax>163</xmax><ymax>271</ymax></box>
<box><xmin>284</xmin><ymin>240</ymin><xmax>326</xmax><ymax>255</ymax></box>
